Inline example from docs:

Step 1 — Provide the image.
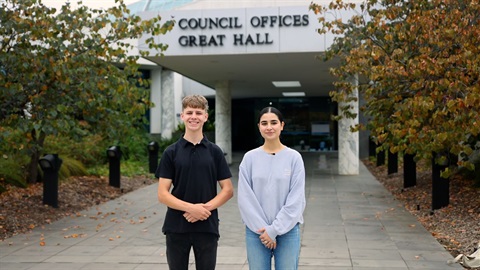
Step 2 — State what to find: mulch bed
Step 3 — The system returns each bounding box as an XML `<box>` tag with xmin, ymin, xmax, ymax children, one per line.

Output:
<box><xmin>363</xmin><ymin>158</ymin><xmax>479</xmax><ymax>268</ymax></box>
<box><xmin>0</xmin><ymin>175</ymin><xmax>157</xmax><ymax>241</ymax></box>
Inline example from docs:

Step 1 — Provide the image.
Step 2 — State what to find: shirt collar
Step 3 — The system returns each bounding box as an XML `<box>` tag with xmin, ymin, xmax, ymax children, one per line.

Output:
<box><xmin>179</xmin><ymin>135</ymin><xmax>209</xmax><ymax>148</ymax></box>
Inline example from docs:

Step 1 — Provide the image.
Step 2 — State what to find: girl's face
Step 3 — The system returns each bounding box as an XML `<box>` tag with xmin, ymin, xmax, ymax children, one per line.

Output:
<box><xmin>181</xmin><ymin>106</ymin><xmax>208</xmax><ymax>132</ymax></box>
<box><xmin>258</xmin><ymin>112</ymin><xmax>284</xmax><ymax>141</ymax></box>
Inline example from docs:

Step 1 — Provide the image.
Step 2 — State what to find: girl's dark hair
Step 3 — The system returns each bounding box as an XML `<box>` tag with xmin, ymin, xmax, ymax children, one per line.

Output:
<box><xmin>258</xmin><ymin>107</ymin><xmax>284</xmax><ymax>123</ymax></box>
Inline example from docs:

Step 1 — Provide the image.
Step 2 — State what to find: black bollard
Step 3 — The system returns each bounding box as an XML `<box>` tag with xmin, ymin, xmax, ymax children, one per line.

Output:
<box><xmin>148</xmin><ymin>141</ymin><xmax>159</xmax><ymax>174</ymax></box>
<box><xmin>376</xmin><ymin>149</ymin><xmax>385</xmax><ymax>166</ymax></box>
<box><xmin>107</xmin><ymin>146</ymin><xmax>122</xmax><ymax>188</ymax></box>
<box><xmin>431</xmin><ymin>152</ymin><xmax>450</xmax><ymax>210</ymax></box>
<box><xmin>369</xmin><ymin>137</ymin><xmax>376</xmax><ymax>158</ymax></box>
<box><xmin>39</xmin><ymin>154</ymin><xmax>63</xmax><ymax>208</ymax></box>
<box><xmin>403</xmin><ymin>153</ymin><xmax>417</xmax><ymax>188</ymax></box>
<box><xmin>387</xmin><ymin>150</ymin><xmax>398</xmax><ymax>174</ymax></box>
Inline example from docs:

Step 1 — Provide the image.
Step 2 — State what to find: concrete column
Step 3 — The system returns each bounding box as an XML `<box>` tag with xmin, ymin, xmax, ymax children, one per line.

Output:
<box><xmin>215</xmin><ymin>81</ymin><xmax>232</xmax><ymax>164</ymax></box>
<box><xmin>338</xmin><ymin>75</ymin><xmax>359</xmax><ymax>175</ymax></box>
<box><xmin>173</xmin><ymin>73</ymin><xmax>183</xmax><ymax>129</ymax></box>
<box><xmin>161</xmin><ymin>69</ymin><xmax>175</xmax><ymax>139</ymax></box>
<box><xmin>149</xmin><ymin>68</ymin><xmax>162</xmax><ymax>135</ymax></box>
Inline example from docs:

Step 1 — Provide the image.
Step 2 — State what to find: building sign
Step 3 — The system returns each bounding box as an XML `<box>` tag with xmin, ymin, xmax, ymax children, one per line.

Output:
<box><xmin>144</xmin><ymin>6</ymin><xmax>329</xmax><ymax>55</ymax></box>
<box><xmin>176</xmin><ymin>14</ymin><xmax>309</xmax><ymax>47</ymax></box>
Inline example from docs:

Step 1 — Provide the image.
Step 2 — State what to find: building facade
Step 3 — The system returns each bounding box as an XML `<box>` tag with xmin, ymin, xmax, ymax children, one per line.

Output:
<box><xmin>131</xmin><ymin>0</ymin><xmax>365</xmax><ymax>174</ymax></box>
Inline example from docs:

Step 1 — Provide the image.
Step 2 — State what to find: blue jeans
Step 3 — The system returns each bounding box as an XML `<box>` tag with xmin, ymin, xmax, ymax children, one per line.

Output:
<box><xmin>245</xmin><ymin>224</ymin><xmax>301</xmax><ymax>270</ymax></box>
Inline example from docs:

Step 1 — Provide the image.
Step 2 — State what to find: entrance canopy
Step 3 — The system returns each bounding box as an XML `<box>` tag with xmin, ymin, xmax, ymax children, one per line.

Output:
<box><xmin>139</xmin><ymin>5</ymin><xmax>343</xmax><ymax>98</ymax></box>
<box><xmin>138</xmin><ymin>1</ymin><xmax>362</xmax><ymax>174</ymax></box>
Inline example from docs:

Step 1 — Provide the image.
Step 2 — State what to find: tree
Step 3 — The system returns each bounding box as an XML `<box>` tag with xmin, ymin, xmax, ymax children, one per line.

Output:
<box><xmin>0</xmin><ymin>0</ymin><xmax>174</xmax><ymax>183</ymax></box>
<box><xmin>310</xmin><ymin>0</ymin><xmax>480</xmax><ymax>176</ymax></box>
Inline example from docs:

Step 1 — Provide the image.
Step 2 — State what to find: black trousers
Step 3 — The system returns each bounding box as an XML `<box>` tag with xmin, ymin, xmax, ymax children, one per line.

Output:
<box><xmin>166</xmin><ymin>232</ymin><xmax>219</xmax><ymax>270</ymax></box>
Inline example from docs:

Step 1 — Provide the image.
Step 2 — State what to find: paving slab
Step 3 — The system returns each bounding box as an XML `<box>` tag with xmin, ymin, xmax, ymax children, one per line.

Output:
<box><xmin>0</xmin><ymin>152</ymin><xmax>463</xmax><ymax>270</ymax></box>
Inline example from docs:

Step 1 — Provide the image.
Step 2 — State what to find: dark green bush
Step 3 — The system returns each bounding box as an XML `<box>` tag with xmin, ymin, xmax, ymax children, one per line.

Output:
<box><xmin>0</xmin><ymin>129</ymin><xmax>29</xmax><ymax>191</ymax></box>
<box><xmin>0</xmin><ymin>154</ymin><xmax>28</xmax><ymax>192</ymax></box>
<box><xmin>119</xmin><ymin>128</ymin><xmax>150</xmax><ymax>162</ymax></box>
<box><xmin>45</xmin><ymin>134</ymin><xmax>108</xmax><ymax>166</ymax></box>
<box><xmin>58</xmin><ymin>156</ymin><xmax>88</xmax><ymax>180</ymax></box>
<box><xmin>0</xmin><ymin>122</ymin><xmax>186</xmax><ymax>192</ymax></box>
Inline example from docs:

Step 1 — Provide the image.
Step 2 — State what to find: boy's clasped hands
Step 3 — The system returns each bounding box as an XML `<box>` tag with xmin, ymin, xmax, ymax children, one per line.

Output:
<box><xmin>183</xmin><ymin>203</ymin><xmax>212</xmax><ymax>223</ymax></box>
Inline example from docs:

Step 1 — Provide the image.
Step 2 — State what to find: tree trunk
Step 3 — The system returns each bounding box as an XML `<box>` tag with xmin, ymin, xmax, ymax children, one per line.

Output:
<box><xmin>26</xmin><ymin>130</ymin><xmax>46</xmax><ymax>184</ymax></box>
<box><xmin>403</xmin><ymin>153</ymin><xmax>416</xmax><ymax>188</ymax></box>
<box><xmin>388</xmin><ymin>150</ymin><xmax>398</xmax><ymax>174</ymax></box>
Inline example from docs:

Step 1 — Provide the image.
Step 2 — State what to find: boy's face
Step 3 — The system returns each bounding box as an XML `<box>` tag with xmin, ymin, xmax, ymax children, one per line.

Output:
<box><xmin>181</xmin><ymin>106</ymin><xmax>208</xmax><ymax>132</ymax></box>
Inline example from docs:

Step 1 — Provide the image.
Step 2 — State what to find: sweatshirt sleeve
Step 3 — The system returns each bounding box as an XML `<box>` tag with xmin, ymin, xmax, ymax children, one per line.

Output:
<box><xmin>237</xmin><ymin>154</ymin><xmax>269</xmax><ymax>233</ymax></box>
<box><xmin>266</xmin><ymin>152</ymin><xmax>306</xmax><ymax>240</ymax></box>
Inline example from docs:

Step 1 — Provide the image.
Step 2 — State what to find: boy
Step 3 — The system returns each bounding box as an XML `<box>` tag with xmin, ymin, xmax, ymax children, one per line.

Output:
<box><xmin>156</xmin><ymin>95</ymin><xmax>234</xmax><ymax>270</ymax></box>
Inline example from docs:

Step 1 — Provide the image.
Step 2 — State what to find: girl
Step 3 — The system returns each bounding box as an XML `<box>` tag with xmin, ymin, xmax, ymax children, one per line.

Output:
<box><xmin>238</xmin><ymin>106</ymin><xmax>306</xmax><ymax>269</ymax></box>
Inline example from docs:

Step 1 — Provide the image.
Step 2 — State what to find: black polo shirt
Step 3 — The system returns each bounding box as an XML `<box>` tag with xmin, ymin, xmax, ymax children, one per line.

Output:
<box><xmin>155</xmin><ymin>136</ymin><xmax>232</xmax><ymax>236</ymax></box>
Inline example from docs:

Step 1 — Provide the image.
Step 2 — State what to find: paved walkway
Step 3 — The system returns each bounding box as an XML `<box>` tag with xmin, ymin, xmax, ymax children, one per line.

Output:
<box><xmin>0</xmin><ymin>152</ymin><xmax>463</xmax><ymax>270</ymax></box>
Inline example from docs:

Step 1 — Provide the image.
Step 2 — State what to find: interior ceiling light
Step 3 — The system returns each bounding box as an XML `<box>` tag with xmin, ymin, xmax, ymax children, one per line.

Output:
<box><xmin>282</xmin><ymin>92</ymin><xmax>306</xmax><ymax>97</ymax></box>
<box><xmin>272</xmin><ymin>81</ymin><xmax>301</xmax><ymax>87</ymax></box>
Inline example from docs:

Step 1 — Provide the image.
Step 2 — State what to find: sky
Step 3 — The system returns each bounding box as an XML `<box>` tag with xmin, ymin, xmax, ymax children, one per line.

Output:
<box><xmin>41</xmin><ymin>0</ymin><xmax>139</xmax><ymax>10</ymax></box>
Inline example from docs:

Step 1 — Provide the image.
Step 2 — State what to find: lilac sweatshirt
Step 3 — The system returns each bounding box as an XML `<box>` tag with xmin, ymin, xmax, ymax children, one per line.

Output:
<box><xmin>238</xmin><ymin>147</ymin><xmax>306</xmax><ymax>240</ymax></box>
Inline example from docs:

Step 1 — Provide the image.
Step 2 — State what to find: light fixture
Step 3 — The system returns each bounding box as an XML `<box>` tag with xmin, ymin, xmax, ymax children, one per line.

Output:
<box><xmin>148</xmin><ymin>141</ymin><xmax>159</xmax><ymax>152</ymax></box>
<box><xmin>148</xmin><ymin>141</ymin><xmax>159</xmax><ymax>174</ymax></box>
<box><xmin>39</xmin><ymin>154</ymin><xmax>62</xmax><ymax>208</ymax></box>
<box><xmin>272</xmin><ymin>81</ymin><xmax>301</xmax><ymax>87</ymax></box>
<box><xmin>282</xmin><ymin>92</ymin><xmax>306</xmax><ymax>97</ymax></box>
<box><xmin>106</xmin><ymin>146</ymin><xmax>121</xmax><ymax>188</ymax></box>
<box><xmin>39</xmin><ymin>154</ymin><xmax>56</xmax><ymax>170</ymax></box>
<box><xmin>107</xmin><ymin>146</ymin><xmax>121</xmax><ymax>158</ymax></box>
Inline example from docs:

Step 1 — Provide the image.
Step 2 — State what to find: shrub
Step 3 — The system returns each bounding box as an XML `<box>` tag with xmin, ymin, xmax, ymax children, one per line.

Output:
<box><xmin>0</xmin><ymin>128</ymin><xmax>30</xmax><ymax>191</ymax></box>
<box><xmin>0</xmin><ymin>154</ymin><xmax>28</xmax><ymax>192</ymax></box>
<box><xmin>58</xmin><ymin>156</ymin><xmax>88</xmax><ymax>180</ymax></box>
<box><xmin>119</xmin><ymin>128</ymin><xmax>150</xmax><ymax>162</ymax></box>
<box><xmin>45</xmin><ymin>134</ymin><xmax>108</xmax><ymax>166</ymax></box>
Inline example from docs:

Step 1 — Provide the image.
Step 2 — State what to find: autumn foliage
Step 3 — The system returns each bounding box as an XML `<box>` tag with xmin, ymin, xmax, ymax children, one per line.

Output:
<box><xmin>0</xmin><ymin>0</ymin><xmax>174</xmax><ymax>184</ymax></box>
<box><xmin>310</xmin><ymin>0</ymin><xmax>480</xmax><ymax>175</ymax></box>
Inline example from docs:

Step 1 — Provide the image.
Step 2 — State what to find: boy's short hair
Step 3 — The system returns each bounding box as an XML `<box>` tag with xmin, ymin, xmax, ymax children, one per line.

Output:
<box><xmin>182</xmin><ymin>95</ymin><xmax>209</xmax><ymax>111</ymax></box>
